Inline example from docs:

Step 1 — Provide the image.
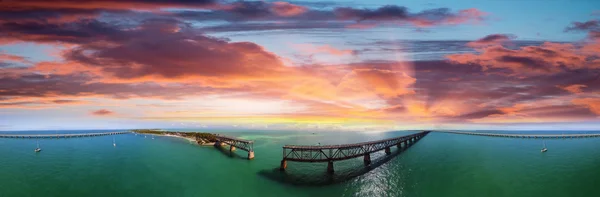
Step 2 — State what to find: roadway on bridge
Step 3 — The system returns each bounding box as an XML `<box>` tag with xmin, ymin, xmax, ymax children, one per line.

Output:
<box><xmin>436</xmin><ymin>131</ymin><xmax>600</xmax><ymax>138</ymax></box>
<box><xmin>0</xmin><ymin>131</ymin><xmax>131</xmax><ymax>138</ymax></box>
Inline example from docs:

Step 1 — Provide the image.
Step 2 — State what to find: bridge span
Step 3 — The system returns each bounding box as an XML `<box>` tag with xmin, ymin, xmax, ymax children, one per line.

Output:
<box><xmin>437</xmin><ymin>131</ymin><xmax>600</xmax><ymax>138</ymax></box>
<box><xmin>0</xmin><ymin>131</ymin><xmax>131</xmax><ymax>139</ymax></box>
<box><xmin>280</xmin><ymin>131</ymin><xmax>430</xmax><ymax>174</ymax></box>
<box><xmin>214</xmin><ymin>134</ymin><xmax>255</xmax><ymax>160</ymax></box>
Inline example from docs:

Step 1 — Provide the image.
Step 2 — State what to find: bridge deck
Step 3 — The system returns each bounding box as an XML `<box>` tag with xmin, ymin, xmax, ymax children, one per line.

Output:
<box><xmin>282</xmin><ymin>131</ymin><xmax>429</xmax><ymax>162</ymax></box>
<box><xmin>437</xmin><ymin>131</ymin><xmax>600</xmax><ymax>138</ymax></box>
<box><xmin>215</xmin><ymin>134</ymin><xmax>254</xmax><ymax>152</ymax></box>
<box><xmin>0</xmin><ymin>131</ymin><xmax>130</xmax><ymax>138</ymax></box>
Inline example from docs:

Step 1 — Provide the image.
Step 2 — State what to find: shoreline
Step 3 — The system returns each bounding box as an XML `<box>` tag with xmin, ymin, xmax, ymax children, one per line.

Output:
<box><xmin>139</xmin><ymin>133</ymin><xmax>216</xmax><ymax>146</ymax></box>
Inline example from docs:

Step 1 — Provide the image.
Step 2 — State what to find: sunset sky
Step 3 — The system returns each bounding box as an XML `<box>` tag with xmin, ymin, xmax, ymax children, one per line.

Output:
<box><xmin>1</xmin><ymin>0</ymin><xmax>599</xmax><ymax>131</ymax></box>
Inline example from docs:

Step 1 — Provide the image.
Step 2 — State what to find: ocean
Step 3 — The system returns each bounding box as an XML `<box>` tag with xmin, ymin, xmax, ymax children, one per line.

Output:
<box><xmin>1</xmin><ymin>130</ymin><xmax>599</xmax><ymax>197</ymax></box>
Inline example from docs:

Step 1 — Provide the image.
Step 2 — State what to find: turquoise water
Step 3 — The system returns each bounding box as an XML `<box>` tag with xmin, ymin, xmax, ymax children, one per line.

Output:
<box><xmin>1</xmin><ymin>130</ymin><xmax>600</xmax><ymax>197</ymax></box>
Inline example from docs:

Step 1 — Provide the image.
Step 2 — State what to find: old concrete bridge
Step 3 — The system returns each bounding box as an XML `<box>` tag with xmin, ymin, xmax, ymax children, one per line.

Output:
<box><xmin>214</xmin><ymin>134</ymin><xmax>255</xmax><ymax>160</ymax></box>
<box><xmin>280</xmin><ymin>131</ymin><xmax>430</xmax><ymax>174</ymax></box>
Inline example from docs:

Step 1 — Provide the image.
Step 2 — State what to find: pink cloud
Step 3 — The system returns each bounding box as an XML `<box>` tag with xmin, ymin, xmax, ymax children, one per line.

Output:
<box><xmin>91</xmin><ymin>109</ymin><xmax>114</xmax><ymax>116</ymax></box>
<box><xmin>270</xmin><ymin>2</ymin><xmax>308</xmax><ymax>17</ymax></box>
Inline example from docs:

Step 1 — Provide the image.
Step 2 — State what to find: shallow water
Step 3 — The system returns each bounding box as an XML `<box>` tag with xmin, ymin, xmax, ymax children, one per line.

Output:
<box><xmin>1</xmin><ymin>130</ymin><xmax>599</xmax><ymax>197</ymax></box>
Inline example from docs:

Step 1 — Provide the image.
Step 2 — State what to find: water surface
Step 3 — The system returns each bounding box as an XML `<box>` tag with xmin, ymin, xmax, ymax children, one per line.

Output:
<box><xmin>1</xmin><ymin>130</ymin><xmax>599</xmax><ymax>197</ymax></box>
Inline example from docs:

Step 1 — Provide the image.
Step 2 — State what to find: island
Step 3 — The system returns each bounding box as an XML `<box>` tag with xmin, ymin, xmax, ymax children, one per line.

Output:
<box><xmin>131</xmin><ymin>129</ymin><xmax>217</xmax><ymax>145</ymax></box>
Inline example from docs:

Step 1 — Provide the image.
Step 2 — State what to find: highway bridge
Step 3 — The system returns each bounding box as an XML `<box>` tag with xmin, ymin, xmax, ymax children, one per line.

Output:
<box><xmin>437</xmin><ymin>131</ymin><xmax>600</xmax><ymax>138</ymax></box>
<box><xmin>0</xmin><ymin>131</ymin><xmax>131</xmax><ymax>138</ymax></box>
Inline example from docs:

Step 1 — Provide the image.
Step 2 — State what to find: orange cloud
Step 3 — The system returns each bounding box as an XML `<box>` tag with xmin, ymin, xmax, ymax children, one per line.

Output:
<box><xmin>0</xmin><ymin>53</ymin><xmax>28</xmax><ymax>63</ymax></box>
<box><xmin>572</xmin><ymin>98</ymin><xmax>600</xmax><ymax>115</ymax></box>
<box><xmin>270</xmin><ymin>2</ymin><xmax>308</xmax><ymax>17</ymax></box>
<box><xmin>559</xmin><ymin>84</ymin><xmax>588</xmax><ymax>93</ymax></box>
<box><xmin>338</xmin><ymin>68</ymin><xmax>416</xmax><ymax>98</ymax></box>
<box><xmin>447</xmin><ymin>41</ymin><xmax>596</xmax><ymax>75</ymax></box>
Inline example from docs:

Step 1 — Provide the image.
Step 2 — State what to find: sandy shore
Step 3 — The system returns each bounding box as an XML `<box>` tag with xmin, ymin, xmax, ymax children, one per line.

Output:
<box><xmin>143</xmin><ymin>133</ymin><xmax>216</xmax><ymax>146</ymax></box>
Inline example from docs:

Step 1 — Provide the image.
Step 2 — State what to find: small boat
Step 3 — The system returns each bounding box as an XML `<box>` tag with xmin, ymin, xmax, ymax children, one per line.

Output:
<box><xmin>113</xmin><ymin>137</ymin><xmax>116</xmax><ymax>147</ymax></box>
<box><xmin>541</xmin><ymin>140</ymin><xmax>548</xmax><ymax>152</ymax></box>
<box><xmin>34</xmin><ymin>140</ymin><xmax>42</xmax><ymax>152</ymax></box>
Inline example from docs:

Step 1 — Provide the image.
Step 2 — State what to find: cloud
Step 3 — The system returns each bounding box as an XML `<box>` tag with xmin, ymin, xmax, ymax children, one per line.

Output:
<box><xmin>558</xmin><ymin>84</ymin><xmax>587</xmax><ymax>93</ymax></box>
<box><xmin>270</xmin><ymin>2</ymin><xmax>308</xmax><ymax>17</ymax></box>
<box><xmin>296</xmin><ymin>44</ymin><xmax>357</xmax><ymax>56</ymax></box>
<box><xmin>51</xmin><ymin>19</ymin><xmax>288</xmax><ymax>84</ymax></box>
<box><xmin>0</xmin><ymin>0</ymin><xmax>218</xmax><ymax>11</ymax></box>
<box><xmin>0</xmin><ymin>53</ymin><xmax>30</xmax><ymax>67</ymax></box>
<box><xmin>455</xmin><ymin>109</ymin><xmax>504</xmax><ymax>120</ymax></box>
<box><xmin>175</xmin><ymin>5</ymin><xmax>486</xmax><ymax>32</ymax></box>
<box><xmin>446</xmin><ymin>41</ymin><xmax>597</xmax><ymax>75</ymax></box>
<box><xmin>91</xmin><ymin>109</ymin><xmax>114</xmax><ymax>116</ymax></box>
<box><xmin>0</xmin><ymin>19</ymin><xmax>127</xmax><ymax>44</ymax></box>
<box><xmin>466</xmin><ymin>34</ymin><xmax>516</xmax><ymax>47</ymax></box>
<box><xmin>564</xmin><ymin>19</ymin><xmax>599</xmax><ymax>32</ymax></box>
<box><xmin>564</xmin><ymin>19</ymin><xmax>600</xmax><ymax>41</ymax></box>
<box><xmin>334</xmin><ymin>6</ymin><xmax>486</xmax><ymax>27</ymax></box>
<box><xmin>572</xmin><ymin>98</ymin><xmax>600</xmax><ymax>115</ymax></box>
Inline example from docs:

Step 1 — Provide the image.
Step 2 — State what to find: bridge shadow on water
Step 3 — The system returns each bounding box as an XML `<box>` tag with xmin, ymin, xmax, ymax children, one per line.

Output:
<box><xmin>212</xmin><ymin>145</ymin><xmax>248</xmax><ymax>160</ymax></box>
<box><xmin>258</xmin><ymin>139</ymin><xmax>421</xmax><ymax>186</ymax></box>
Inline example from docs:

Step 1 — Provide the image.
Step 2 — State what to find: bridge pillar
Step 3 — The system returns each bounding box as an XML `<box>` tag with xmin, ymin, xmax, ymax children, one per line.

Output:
<box><xmin>363</xmin><ymin>153</ymin><xmax>371</xmax><ymax>166</ymax></box>
<box><xmin>248</xmin><ymin>151</ymin><xmax>255</xmax><ymax>160</ymax></box>
<box><xmin>279</xmin><ymin>159</ymin><xmax>287</xmax><ymax>171</ymax></box>
<box><xmin>396</xmin><ymin>143</ymin><xmax>401</xmax><ymax>149</ymax></box>
<box><xmin>327</xmin><ymin>161</ymin><xmax>334</xmax><ymax>174</ymax></box>
<box><xmin>214</xmin><ymin>141</ymin><xmax>222</xmax><ymax>147</ymax></box>
<box><xmin>385</xmin><ymin>147</ymin><xmax>391</xmax><ymax>155</ymax></box>
<box><xmin>230</xmin><ymin>145</ymin><xmax>236</xmax><ymax>152</ymax></box>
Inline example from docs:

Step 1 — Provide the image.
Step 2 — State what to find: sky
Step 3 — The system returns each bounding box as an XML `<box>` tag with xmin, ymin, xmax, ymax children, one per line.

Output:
<box><xmin>0</xmin><ymin>0</ymin><xmax>599</xmax><ymax>131</ymax></box>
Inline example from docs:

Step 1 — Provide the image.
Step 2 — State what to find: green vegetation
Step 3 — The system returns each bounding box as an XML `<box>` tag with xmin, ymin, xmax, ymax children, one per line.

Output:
<box><xmin>131</xmin><ymin>129</ymin><xmax>217</xmax><ymax>144</ymax></box>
